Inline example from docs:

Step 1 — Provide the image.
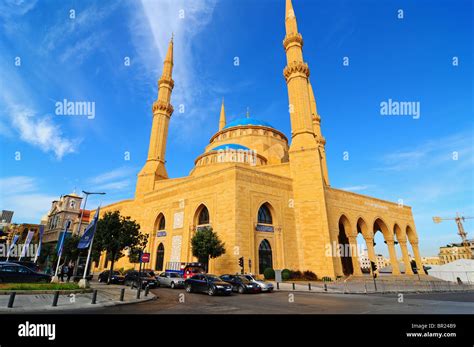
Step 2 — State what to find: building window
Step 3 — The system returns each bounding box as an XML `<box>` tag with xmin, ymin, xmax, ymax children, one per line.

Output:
<box><xmin>70</xmin><ymin>200</ymin><xmax>76</xmax><ymax>209</ymax></box>
<box><xmin>198</xmin><ymin>206</ymin><xmax>209</xmax><ymax>225</ymax></box>
<box><xmin>258</xmin><ymin>203</ymin><xmax>273</xmax><ymax>224</ymax></box>
<box><xmin>157</xmin><ymin>214</ymin><xmax>166</xmax><ymax>231</ymax></box>
<box><xmin>155</xmin><ymin>243</ymin><xmax>165</xmax><ymax>271</ymax></box>
<box><xmin>258</xmin><ymin>239</ymin><xmax>273</xmax><ymax>274</ymax></box>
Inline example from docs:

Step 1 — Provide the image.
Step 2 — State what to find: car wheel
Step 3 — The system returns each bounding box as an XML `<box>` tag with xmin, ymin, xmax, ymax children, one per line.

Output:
<box><xmin>170</xmin><ymin>282</ymin><xmax>175</xmax><ymax>289</ymax></box>
<box><xmin>238</xmin><ymin>285</ymin><xmax>245</xmax><ymax>294</ymax></box>
<box><xmin>185</xmin><ymin>284</ymin><xmax>193</xmax><ymax>293</ymax></box>
<box><xmin>208</xmin><ymin>286</ymin><xmax>216</xmax><ymax>296</ymax></box>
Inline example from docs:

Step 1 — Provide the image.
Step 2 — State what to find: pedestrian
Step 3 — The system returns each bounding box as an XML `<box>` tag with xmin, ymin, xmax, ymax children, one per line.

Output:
<box><xmin>67</xmin><ymin>264</ymin><xmax>74</xmax><ymax>282</ymax></box>
<box><xmin>60</xmin><ymin>264</ymin><xmax>68</xmax><ymax>282</ymax></box>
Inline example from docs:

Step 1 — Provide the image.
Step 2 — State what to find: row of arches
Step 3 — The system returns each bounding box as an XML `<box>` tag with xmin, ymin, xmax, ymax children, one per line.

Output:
<box><xmin>337</xmin><ymin>215</ymin><xmax>423</xmax><ymax>276</ymax></box>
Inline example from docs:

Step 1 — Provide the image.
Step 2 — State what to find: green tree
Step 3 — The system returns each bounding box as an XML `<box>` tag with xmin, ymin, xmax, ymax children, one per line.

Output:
<box><xmin>191</xmin><ymin>227</ymin><xmax>226</xmax><ymax>272</ymax></box>
<box><xmin>94</xmin><ymin>211</ymin><xmax>147</xmax><ymax>283</ymax></box>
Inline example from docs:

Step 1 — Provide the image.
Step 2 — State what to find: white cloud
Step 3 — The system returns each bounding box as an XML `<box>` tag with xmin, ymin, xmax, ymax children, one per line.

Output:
<box><xmin>340</xmin><ymin>185</ymin><xmax>372</xmax><ymax>192</ymax></box>
<box><xmin>0</xmin><ymin>176</ymin><xmax>55</xmax><ymax>223</ymax></box>
<box><xmin>87</xmin><ymin>166</ymin><xmax>138</xmax><ymax>192</ymax></box>
<box><xmin>128</xmin><ymin>0</ymin><xmax>218</xmax><ymax>134</ymax></box>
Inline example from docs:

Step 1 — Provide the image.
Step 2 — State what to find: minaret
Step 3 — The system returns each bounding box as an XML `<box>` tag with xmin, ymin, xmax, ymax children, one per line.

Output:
<box><xmin>283</xmin><ymin>0</ymin><xmax>335</xmax><ymax>278</ymax></box>
<box><xmin>308</xmin><ymin>80</ymin><xmax>330</xmax><ymax>186</ymax></box>
<box><xmin>219</xmin><ymin>99</ymin><xmax>226</xmax><ymax>130</ymax></box>
<box><xmin>136</xmin><ymin>36</ymin><xmax>174</xmax><ymax>196</ymax></box>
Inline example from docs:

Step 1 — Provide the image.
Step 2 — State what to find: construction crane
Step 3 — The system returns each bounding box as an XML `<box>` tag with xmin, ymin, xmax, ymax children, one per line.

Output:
<box><xmin>433</xmin><ymin>213</ymin><xmax>473</xmax><ymax>257</ymax></box>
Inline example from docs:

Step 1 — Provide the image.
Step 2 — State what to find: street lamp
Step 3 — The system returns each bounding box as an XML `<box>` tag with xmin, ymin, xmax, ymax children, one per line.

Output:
<box><xmin>73</xmin><ymin>191</ymin><xmax>106</xmax><ymax>279</ymax></box>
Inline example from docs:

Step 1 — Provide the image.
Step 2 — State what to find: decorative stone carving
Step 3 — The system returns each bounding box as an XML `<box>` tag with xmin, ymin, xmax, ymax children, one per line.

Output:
<box><xmin>283</xmin><ymin>61</ymin><xmax>310</xmax><ymax>81</ymax></box>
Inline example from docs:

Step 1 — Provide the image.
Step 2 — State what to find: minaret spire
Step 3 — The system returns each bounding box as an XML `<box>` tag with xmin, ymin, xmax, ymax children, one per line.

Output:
<box><xmin>219</xmin><ymin>98</ymin><xmax>226</xmax><ymax>130</ymax></box>
<box><xmin>136</xmin><ymin>35</ymin><xmax>175</xmax><ymax>196</ymax></box>
<box><xmin>285</xmin><ymin>0</ymin><xmax>298</xmax><ymax>35</ymax></box>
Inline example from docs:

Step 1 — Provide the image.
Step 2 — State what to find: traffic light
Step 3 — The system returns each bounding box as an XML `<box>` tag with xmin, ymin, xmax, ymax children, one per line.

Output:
<box><xmin>370</xmin><ymin>261</ymin><xmax>377</xmax><ymax>272</ymax></box>
<box><xmin>238</xmin><ymin>257</ymin><xmax>244</xmax><ymax>268</ymax></box>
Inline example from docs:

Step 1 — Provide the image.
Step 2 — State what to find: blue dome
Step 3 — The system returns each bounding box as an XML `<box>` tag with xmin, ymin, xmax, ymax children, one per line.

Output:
<box><xmin>223</xmin><ymin>117</ymin><xmax>274</xmax><ymax>129</ymax></box>
<box><xmin>211</xmin><ymin>144</ymin><xmax>250</xmax><ymax>151</ymax></box>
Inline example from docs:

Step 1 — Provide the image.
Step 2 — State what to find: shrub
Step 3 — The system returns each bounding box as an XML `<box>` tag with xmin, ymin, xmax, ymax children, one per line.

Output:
<box><xmin>321</xmin><ymin>276</ymin><xmax>332</xmax><ymax>282</ymax></box>
<box><xmin>290</xmin><ymin>270</ymin><xmax>303</xmax><ymax>279</ymax></box>
<box><xmin>303</xmin><ymin>270</ymin><xmax>317</xmax><ymax>281</ymax></box>
<box><xmin>281</xmin><ymin>268</ymin><xmax>291</xmax><ymax>280</ymax></box>
<box><xmin>263</xmin><ymin>268</ymin><xmax>275</xmax><ymax>280</ymax></box>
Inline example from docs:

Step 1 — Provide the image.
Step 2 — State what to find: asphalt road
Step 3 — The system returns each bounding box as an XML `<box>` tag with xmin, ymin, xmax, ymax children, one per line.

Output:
<box><xmin>55</xmin><ymin>287</ymin><xmax>474</xmax><ymax>314</ymax></box>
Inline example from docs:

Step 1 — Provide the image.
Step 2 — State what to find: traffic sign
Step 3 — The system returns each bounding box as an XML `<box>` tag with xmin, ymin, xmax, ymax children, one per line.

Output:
<box><xmin>141</xmin><ymin>252</ymin><xmax>150</xmax><ymax>263</ymax></box>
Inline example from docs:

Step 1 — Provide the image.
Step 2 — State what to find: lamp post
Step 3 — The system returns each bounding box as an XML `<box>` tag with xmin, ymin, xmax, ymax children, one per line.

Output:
<box><xmin>73</xmin><ymin>191</ymin><xmax>105</xmax><ymax>279</ymax></box>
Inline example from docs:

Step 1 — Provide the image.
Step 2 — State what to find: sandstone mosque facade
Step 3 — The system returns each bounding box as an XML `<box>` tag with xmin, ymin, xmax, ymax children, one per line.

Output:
<box><xmin>95</xmin><ymin>0</ymin><xmax>423</xmax><ymax>279</ymax></box>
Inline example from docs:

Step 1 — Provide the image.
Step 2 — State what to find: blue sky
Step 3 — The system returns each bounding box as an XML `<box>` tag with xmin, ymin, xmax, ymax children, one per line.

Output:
<box><xmin>0</xmin><ymin>0</ymin><xmax>472</xmax><ymax>257</ymax></box>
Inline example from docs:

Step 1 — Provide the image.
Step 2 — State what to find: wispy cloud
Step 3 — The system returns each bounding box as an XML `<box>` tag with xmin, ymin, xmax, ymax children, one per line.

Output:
<box><xmin>340</xmin><ymin>185</ymin><xmax>373</xmax><ymax>192</ymax></box>
<box><xmin>128</xmin><ymin>0</ymin><xmax>218</xmax><ymax>137</ymax></box>
<box><xmin>0</xmin><ymin>176</ymin><xmax>55</xmax><ymax>223</ymax></box>
<box><xmin>87</xmin><ymin>166</ymin><xmax>138</xmax><ymax>192</ymax></box>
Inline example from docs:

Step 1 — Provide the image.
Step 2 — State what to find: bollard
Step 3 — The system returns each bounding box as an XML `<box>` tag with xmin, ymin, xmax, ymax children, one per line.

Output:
<box><xmin>7</xmin><ymin>292</ymin><xmax>16</xmax><ymax>308</ymax></box>
<box><xmin>276</xmin><ymin>282</ymin><xmax>279</xmax><ymax>290</ymax></box>
<box><xmin>308</xmin><ymin>283</ymin><xmax>311</xmax><ymax>291</ymax></box>
<box><xmin>136</xmin><ymin>287</ymin><xmax>141</xmax><ymax>299</ymax></box>
<box><xmin>324</xmin><ymin>283</ymin><xmax>327</xmax><ymax>292</ymax></box>
<box><xmin>91</xmin><ymin>289</ymin><xmax>97</xmax><ymax>304</ymax></box>
<box><xmin>52</xmin><ymin>291</ymin><xmax>59</xmax><ymax>307</ymax></box>
<box><xmin>120</xmin><ymin>288</ymin><xmax>125</xmax><ymax>302</ymax></box>
<box><xmin>292</xmin><ymin>282</ymin><xmax>295</xmax><ymax>290</ymax></box>
<box><xmin>145</xmin><ymin>285</ymin><xmax>149</xmax><ymax>297</ymax></box>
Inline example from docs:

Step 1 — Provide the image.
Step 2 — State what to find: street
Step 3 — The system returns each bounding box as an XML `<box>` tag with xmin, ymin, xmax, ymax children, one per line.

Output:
<box><xmin>53</xmin><ymin>287</ymin><xmax>474</xmax><ymax>314</ymax></box>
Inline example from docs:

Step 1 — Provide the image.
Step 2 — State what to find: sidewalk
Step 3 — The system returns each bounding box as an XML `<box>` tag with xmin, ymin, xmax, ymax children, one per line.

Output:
<box><xmin>270</xmin><ymin>276</ymin><xmax>474</xmax><ymax>294</ymax></box>
<box><xmin>0</xmin><ymin>282</ymin><xmax>155</xmax><ymax>313</ymax></box>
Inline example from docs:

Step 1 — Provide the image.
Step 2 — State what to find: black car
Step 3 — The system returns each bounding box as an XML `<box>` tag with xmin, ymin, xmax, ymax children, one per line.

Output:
<box><xmin>0</xmin><ymin>262</ymin><xmax>51</xmax><ymax>283</ymax></box>
<box><xmin>9</xmin><ymin>261</ymin><xmax>40</xmax><ymax>273</ymax></box>
<box><xmin>124</xmin><ymin>270</ymin><xmax>158</xmax><ymax>289</ymax></box>
<box><xmin>98</xmin><ymin>270</ymin><xmax>125</xmax><ymax>284</ymax></box>
<box><xmin>184</xmin><ymin>274</ymin><xmax>232</xmax><ymax>296</ymax></box>
<box><xmin>220</xmin><ymin>274</ymin><xmax>262</xmax><ymax>294</ymax></box>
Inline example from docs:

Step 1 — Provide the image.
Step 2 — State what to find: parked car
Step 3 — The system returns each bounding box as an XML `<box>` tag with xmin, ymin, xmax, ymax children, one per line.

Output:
<box><xmin>184</xmin><ymin>274</ymin><xmax>232</xmax><ymax>296</ymax></box>
<box><xmin>124</xmin><ymin>270</ymin><xmax>158</xmax><ymax>289</ymax></box>
<box><xmin>9</xmin><ymin>261</ymin><xmax>40</xmax><ymax>273</ymax></box>
<box><xmin>221</xmin><ymin>274</ymin><xmax>261</xmax><ymax>294</ymax></box>
<box><xmin>0</xmin><ymin>262</ymin><xmax>51</xmax><ymax>283</ymax></box>
<box><xmin>243</xmin><ymin>274</ymin><xmax>274</xmax><ymax>292</ymax></box>
<box><xmin>182</xmin><ymin>263</ymin><xmax>206</xmax><ymax>279</ymax></box>
<box><xmin>98</xmin><ymin>270</ymin><xmax>125</xmax><ymax>284</ymax></box>
<box><xmin>156</xmin><ymin>272</ymin><xmax>185</xmax><ymax>289</ymax></box>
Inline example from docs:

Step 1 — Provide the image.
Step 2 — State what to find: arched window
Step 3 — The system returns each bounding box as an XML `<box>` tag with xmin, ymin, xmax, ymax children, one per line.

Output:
<box><xmin>258</xmin><ymin>203</ymin><xmax>273</xmax><ymax>224</ymax></box>
<box><xmin>258</xmin><ymin>239</ymin><xmax>273</xmax><ymax>274</ymax></box>
<box><xmin>157</xmin><ymin>214</ymin><xmax>166</xmax><ymax>231</ymax></box>
<box><xmin>197</xmin><ymin>206</ymin><xmax>209</xmax><ymax>225</ymax></box>
<box><xmin>155</xmin><ymin>243</ymin><xmax>165</xmax><ymax>271</ymax></box>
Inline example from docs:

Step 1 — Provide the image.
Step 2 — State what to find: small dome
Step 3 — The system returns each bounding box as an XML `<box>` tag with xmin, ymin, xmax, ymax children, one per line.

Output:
<box><xmin>211</xmin><ymin>144</ymin><xmax>250</xmax><ymax>151</ymax></box>
<box><xmin>223</xmin><ymin>117</ymin><xmax>274</xmax><ymax>130</ymax></box>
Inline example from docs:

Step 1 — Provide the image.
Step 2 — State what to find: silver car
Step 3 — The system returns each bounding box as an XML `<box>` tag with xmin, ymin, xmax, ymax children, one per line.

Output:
<box><xmin>157</xmin><ymin>272</ymin><xmax>185</xmax><ymax>289</ymax></box>
<box><xmin>243</xmin><ymin>274</ymin><xmax>274</xmax><ymax>292</ymax></box>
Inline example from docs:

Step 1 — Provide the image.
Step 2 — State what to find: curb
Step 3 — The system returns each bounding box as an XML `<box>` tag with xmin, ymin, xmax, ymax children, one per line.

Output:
<box><xmin>0</xmin><ymin>292</ymin><xmax>156</xmax><ymax>313</ymax></box>
<box><xmin>0</xmin><ymin>289</ymin><xmax>93</xmax><ymax>295</ymax></box>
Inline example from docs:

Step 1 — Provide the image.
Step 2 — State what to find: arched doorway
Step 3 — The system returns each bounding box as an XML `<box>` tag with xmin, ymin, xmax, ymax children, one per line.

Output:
<box><xmin>338</xmin><ymin>215</ymin><xmax>354</xmax><ymax>276</ymax></box>
<box><xmin>258</xmin><ymin>239</ymin><xmax>273</xmax><ymax>274</ymax></box>
<box><xmin>157</xmin><ymin>213</ymin><xmax>166</xmax><ymax>231</ymax></box>
<box><xmin>155</xmin><ymin>243</ymin><xmax>164</xmax><ymax>271</ymax></box>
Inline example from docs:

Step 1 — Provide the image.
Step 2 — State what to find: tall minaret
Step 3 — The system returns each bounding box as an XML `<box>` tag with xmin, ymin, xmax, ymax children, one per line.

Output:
<box><xmin>136</xmin><ymin>37</ymin><xmax>174</xmax><ymax>196</ymax></box>
<box><xmin>218</xmin><ymin>99</ymin><xmax>226</xmax><ymax>130</ymax></box>
<box><xmin>308</xmin><ymin>80</ymin><xmax>330</xmax><ymax>186</ymax></box>
<box><xmin>283</xmin><ymin>0</ymin><xmax>335</xmax><ymax>278</ymax></box>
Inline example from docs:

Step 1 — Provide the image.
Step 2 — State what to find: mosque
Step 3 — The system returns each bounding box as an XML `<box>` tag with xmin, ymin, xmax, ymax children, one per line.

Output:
<box><xmin>94</xmin><ymin>0</ymin><xmax>424</xmax><ymax>279</ymax></box>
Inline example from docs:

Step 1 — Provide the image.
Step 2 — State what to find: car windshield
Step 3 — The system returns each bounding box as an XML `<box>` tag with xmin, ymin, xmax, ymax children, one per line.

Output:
<box><xmin>244</xmin><ymin>275</ymin><xmax>254</xmax><ymax>281</ymax></box>
<box><xmin>169</xmin><ymin>273</ymin><xmax>180</xmax><ymax>278</ymax></box>
<box><xmin>206</xmin><ymin>276</ymin><xmax>222</xmax><ymax>282</ymax></box>
<box><xmin>237</xmin><ymin>276</ymin><xmax>251</xmax><ymax>283</ymax></box>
